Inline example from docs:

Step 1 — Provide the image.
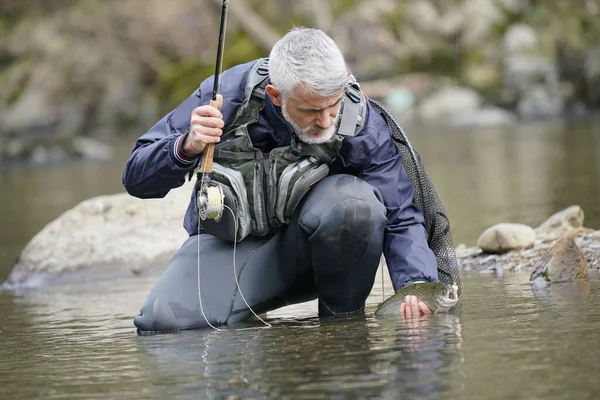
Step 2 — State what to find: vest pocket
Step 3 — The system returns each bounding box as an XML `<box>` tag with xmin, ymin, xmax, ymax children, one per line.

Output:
<box><xmin>198</xmin><ymin>163</ymin><xmax>253</xmax><ymax>242</ymax></box>
<box><xmin>285</xmin><ymin>163</ymin><xmax>329</xmax><ymax>218</ymax></box>
<box><xmin>276</xmin><ymin>157</ymin><xmax>330</xmax><ymax>223</ymax></box>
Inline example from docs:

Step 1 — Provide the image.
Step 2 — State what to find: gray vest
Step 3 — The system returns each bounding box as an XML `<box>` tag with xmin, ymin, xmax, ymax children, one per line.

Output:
<box><xmin>197</xmin><ymin>58</ymin><xmax>367</xmax><ymax>242</ymax></box>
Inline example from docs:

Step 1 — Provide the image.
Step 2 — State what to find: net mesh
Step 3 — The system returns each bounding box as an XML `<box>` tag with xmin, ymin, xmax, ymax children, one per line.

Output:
<box><xmin>369</xmin><ymin>99</ymin><xmax>462</xmax><ymax>295</ymax></box>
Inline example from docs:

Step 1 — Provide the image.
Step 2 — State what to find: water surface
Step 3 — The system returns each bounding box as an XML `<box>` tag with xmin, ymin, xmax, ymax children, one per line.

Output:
<box><xmin>1</xmin><ymin>120</ymin><xmax>600</xmax><ymax>398</ymax></box>
<box><xmin>1</xmin><ymin>272</ymin><xmax>599</xmax><ymax>399</ymax></box>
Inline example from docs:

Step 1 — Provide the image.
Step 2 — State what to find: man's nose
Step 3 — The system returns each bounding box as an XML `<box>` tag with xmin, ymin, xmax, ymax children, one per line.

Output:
<box><xmin>316</xmin><ymin>108</ymin><xmax>335</xmax><ymax>129</ymax></box>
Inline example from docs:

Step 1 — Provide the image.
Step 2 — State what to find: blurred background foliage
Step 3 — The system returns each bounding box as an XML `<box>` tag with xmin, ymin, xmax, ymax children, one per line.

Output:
<box><xmin>0</xmin><ymin>0</ymin><xmax>599</xmax><ymax>165</ymax></box>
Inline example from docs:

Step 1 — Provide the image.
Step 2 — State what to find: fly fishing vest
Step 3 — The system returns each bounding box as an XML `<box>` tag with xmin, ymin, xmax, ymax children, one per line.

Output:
<box><xmin>197</xmin><ymin>58</ymin><xmax>367</xmax><ymax>242</ymax></box>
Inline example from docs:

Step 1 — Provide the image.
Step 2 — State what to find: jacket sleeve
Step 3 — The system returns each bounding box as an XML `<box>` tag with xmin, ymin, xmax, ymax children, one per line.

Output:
<box><xmin>122</xmin><ymin>89</ymin><xmax>205</xmax><ymax>199</ymax></box>
<box><xmin>123</xmin><ymin>61</ymin><xmax>253</xmax><ymax>199</ymax></box>
<box><xmin>348</xmin><ymin>109</ymin><xmax>439</xmax><ymax>291</ymax></box>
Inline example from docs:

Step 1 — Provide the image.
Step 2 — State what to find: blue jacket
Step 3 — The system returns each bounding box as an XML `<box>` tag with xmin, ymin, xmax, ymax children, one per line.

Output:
<box><xmin>122</xmin><ymin>60</ymin><xmax>439</xmax><ymax>290</ymax></box>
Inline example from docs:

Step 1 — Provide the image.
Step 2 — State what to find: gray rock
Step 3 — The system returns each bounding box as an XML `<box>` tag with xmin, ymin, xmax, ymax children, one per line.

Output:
<box><xmin>408</xmin><ymin>0</ymin><xmax>440</xmax><ymax>33</ymax></box>
<box><xmin>461</xmin><ymin>0</ymin><xmax>504</xmax><ymax>46</ymax></box>
<box><xmin>71</xmin><ymin>137</ymin><xmax>114</xmax><ymax>161</ymax></box>
<box><xmin>503</xmin><ymin>23</ymin><xmax>538</xmax><ymax>54</ymax></box>
<box><xmin>419</xmin><ymin>87</ymin><xmax>482</xmax><ymax>121</ymax></box>
<box><xmin>517</xmin><ymin>85</ymin><xmax>565</xmax><ymax>119</ymax></box>
<box><xmin>530</xmin><ymin>234</ymin><xmax>589</xmax><ymax>283</ymax></box>
<box><xmin>437</xmin><ymin>10</ymin><xmax>464</xmax><ymax>38</ymax></box>
<box><xmin>5</xmin><ymin>180</ymin><xmax>195</xmax><ymax>288</ymax></box>
<box><xmin>534</xmin><ymin>205</ymin><xmax>585</xmax><ymax>238</ymax></box>
<box><xmin>477</xmin><ymin>223</ymin><xmax>536</xmax><ymax>254</ymax></box>
<box><xmin>450</xmin><ymin>107</ymin><xmax>518</xmax><ymax>128</ymax></box>
<box><xmin>503</xmin><ymin>55</ymin><xmax>557</xmax><ymax>91</ymax></box>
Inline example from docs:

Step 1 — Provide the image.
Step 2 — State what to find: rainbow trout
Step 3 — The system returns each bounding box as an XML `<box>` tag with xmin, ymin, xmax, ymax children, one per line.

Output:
<box><xmin>374</xmin><ymin>282</ymin><xmax>459</xmax><ymax>316</ymax></box>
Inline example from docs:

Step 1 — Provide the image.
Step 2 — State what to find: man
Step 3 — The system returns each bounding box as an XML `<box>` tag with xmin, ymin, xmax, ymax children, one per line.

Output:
<box><xmin>123</xmin><ymin>27</ymin><xmax>440</xmax><ymax>332</ymax></box>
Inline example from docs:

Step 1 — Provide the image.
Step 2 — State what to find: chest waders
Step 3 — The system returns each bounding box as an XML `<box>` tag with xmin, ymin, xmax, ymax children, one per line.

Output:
<box><xmin>196</xmin><ymin>58</ymin><xmax>367</xmax><ymax>242</ymax></box>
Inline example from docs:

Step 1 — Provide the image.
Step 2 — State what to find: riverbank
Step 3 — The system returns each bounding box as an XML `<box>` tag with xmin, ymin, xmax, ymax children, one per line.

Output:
<box><xmin>1</xmin><ymin>0</ymin><xmax>599</xmax><ymax>165</ymax></box>
<box><xmin>457</xmin><ymin>229</ymin><xmax>600</xmax><ymax>275</ymax></box>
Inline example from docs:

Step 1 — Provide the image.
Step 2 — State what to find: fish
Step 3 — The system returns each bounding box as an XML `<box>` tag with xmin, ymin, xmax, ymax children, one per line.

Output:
<box><xmin>374</xmin><ymin>282</ymin><xmax>459</xmax><ymax>316</ymax></box>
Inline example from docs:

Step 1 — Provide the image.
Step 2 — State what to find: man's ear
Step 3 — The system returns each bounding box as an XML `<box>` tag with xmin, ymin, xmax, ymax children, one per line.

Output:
<box><xmin>265</xmin><ymin>85</ymin><xmax>283</xmax><ymax>107</ymax></box>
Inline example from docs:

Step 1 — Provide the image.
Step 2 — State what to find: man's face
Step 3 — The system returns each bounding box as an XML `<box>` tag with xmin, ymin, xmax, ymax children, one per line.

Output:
<box><xmin>279</xmin><ymin>85</ymin><xmax>343</xmax><ymax>144</ymax></box>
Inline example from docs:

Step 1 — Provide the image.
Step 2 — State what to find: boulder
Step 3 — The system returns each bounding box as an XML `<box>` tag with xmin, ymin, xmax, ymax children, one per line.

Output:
<box><xmin>534</xmin><ymin>205</ymin><xmax>585</xmax><ymax>238</ymax></box>
<box><xmin>450</xmin><ymin>107</ymin><xmax>518</xmax><ymax>129</ymax></box>
<box><xmin>503</xmin><ymin>23</ymin><xmax>538</xmax><ymax>54</ymax></box>
<box><xmin>408</xmin><ymin>0</ymin><xmax>440</xmax><ymax>33</ymax></box>
<box><xmin>4</xmin><ymin>180</ymin><xmax>196</xmax><ymax>288</ymax></box>
<box><xmin>477</xmin><ymin>223</ymin><xmax>536</xmax><ymax>253</ymax></box>
<box><xmin>418</xmin><ymin>87</ymin><xmax>482</xmax><ymax>121</ymax></box>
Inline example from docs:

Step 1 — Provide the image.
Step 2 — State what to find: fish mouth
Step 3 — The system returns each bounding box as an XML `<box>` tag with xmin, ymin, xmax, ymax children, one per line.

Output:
<box><xmin>443</xmin><ymin>283</ymin><xmax>459</xmax><ymax>306</ymax></box>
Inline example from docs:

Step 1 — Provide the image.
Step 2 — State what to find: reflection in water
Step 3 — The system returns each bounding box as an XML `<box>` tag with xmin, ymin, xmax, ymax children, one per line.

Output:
<box><xmin>136</xmin><ymin>313</ymin><xmax>464</xmax><ymax>400</ymax></box>
<box><xmin>1</xmin><ymin>273</ymin><xmax>600</xmax><ymax>399</ymax></box>
<box><xmin>2</xmin><ymin>122</ymin><xmax>600</xmax><ymax>398</ymax></box>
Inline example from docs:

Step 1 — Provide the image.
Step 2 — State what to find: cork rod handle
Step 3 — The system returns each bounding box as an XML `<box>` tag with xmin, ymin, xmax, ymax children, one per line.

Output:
<box><xmin>199</xmin><ymin>99</ymin><xmax>220</xmax><ymax>173</ymax></box>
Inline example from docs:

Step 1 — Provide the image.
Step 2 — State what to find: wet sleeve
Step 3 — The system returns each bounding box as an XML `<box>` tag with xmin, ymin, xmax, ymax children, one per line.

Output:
<box><xmin>122</xmin><ymin>89</ymin><xmax>206</xmax><ymax>199</ymax></box>
<box><xmin>354</xmin><ymin>123</ymin><xmax>439</xmax><ymax>291</ymax></box>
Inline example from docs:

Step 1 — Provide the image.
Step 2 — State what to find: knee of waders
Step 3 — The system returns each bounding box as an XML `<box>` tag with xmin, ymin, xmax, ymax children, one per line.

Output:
<box><xmin>303</xmin><ymin>175</ymin><xmax>387</xmax><ymax>239</ymax></box>
<box><xmin>133</xmin><ymin>298</ymin><xmax>179</xmax><ymax>333</ymax></box>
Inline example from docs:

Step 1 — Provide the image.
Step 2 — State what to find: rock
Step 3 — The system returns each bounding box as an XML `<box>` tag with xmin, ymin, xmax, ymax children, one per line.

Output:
<box><xmin>501</xmin><ymin>55</ymin><xmax>568</xmax><ymax>118</ymax></box>
<box><xmin>450</xmin><ymin>107</ymin><xmax>518</xmax><ymax>128</ymax></box>
<box><xmin>418</xmin><ymin>87</ymin><xmax>482</xmax><ymax>120</ymax></box>
<box><xmin>408</xmin><ymin>0</ymin><xmax>440</xmax><ymax>33</ymax></box>
<box><xmin>437</xmin><ymin>10</ymin><xmax>463</xmax><ymax>38</ymax></box>
<box><xmin>530</xmin><ymin>233</ymin><xmax>589</xmax><ymax>283</ymax></box>
<box><xmin>503</xmin><ymin>55</ymin><xmax>558</xmax><ymax>92</ymax></box>
<box><xmin>461</xmin><ymin>0</ymin><xmax>504</xmax><ymax>47</ymax></box>
<box><xmin>516</xmin><ymin>85</ymin><xmax>565</xmax><ymax>119</ymax></box>
<box><xmin>4</xmin><ymin>180</ymin><xmax>196</xmax><ymax>288</ymax></box>
<box><xmin>477</xmin><ymin>223</ymin><xmax>536</xmax><ymax>254</ymax></box>
<box><xmin>455</xmin><ymin>243</ymin><xmax>483</xmax><ymax>258</ymax></box>
<box><xmin>503</xmin><ymin>23</ymin><xmax>538</xmax><ymax>54</ymax></box>
<box><xmin>71</xmin><ymin>137</ymin><xmax>114</xmax><ymax>162</ymax></box>
<box><xmin>534</xmin><ymin>205</ymin><xmax>585</xmax><ymax>238</ymax></box>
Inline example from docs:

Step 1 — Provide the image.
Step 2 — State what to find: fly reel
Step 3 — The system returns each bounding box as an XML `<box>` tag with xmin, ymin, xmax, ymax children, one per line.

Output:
<box><xmin>197</xmin><ymin>181</ymin><xmax>224</xmax><ymax>221</ymax></box>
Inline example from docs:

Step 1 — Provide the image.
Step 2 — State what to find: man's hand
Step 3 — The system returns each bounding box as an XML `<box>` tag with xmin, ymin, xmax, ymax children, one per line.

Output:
<box><xmin>399</xmin><ymin>295</ymin><xmax>432</xmax><ymax>318</ymax></box>
<box><xmin>184</xmin><ymin>94</ymin><xmax>224</xmax><ymax>156</ymax></box>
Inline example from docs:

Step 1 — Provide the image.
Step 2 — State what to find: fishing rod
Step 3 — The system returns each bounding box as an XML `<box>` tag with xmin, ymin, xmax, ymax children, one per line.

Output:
<box><xmin>200</xmin><ymin>0</ymin><xmax>229</xmax><ymax>175</ymax></box>
<box><xmin>196</xmin><ymin>0</ymin><xmax>271</xmax><ymax>331</ymax></box>
<box><xmin>198</xmin><ymin>0</ymin><xmax>229</xmax><ymax>222</ymax></box>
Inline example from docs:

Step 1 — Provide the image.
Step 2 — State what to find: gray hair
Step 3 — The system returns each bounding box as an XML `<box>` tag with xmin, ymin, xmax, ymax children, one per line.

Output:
<box><xmin>268</xmin><ymin>27</ymin><xmax>347</xmax><ymax>100</ymax></box>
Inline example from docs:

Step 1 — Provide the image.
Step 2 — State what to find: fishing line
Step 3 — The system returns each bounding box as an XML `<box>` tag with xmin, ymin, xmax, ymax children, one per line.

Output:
<box><xmin>223</xmin><ymin>204</ymin><xmax>272</xmax><ymax>328</ymax></box>
<box><xmin>197</xmin><ymin>173</ymin><xmax>224</xmax><ymax>332</ymax></box>
<box><xmin>381</xmin><ymin>258</ymin><xmax>385</xmax><ymax>303</ymax></box>
<box><xmin>196</xmin><ymin>181</ymin><xmax>271</xmax><ymax>330</ymax></box>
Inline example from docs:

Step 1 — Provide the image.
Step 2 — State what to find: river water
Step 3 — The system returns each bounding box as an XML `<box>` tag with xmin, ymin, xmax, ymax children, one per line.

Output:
<box><xmin>1</xmin><ymin>119</ymin><xmax>600</xmax><ymax>399</ymax></box>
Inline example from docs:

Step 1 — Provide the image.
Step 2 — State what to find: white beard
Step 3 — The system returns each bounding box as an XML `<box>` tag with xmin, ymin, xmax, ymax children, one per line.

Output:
<box><xmin>281</xmin><ymin>100</ymin><xmax>340</xmax><ymax>144</ymax></box>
